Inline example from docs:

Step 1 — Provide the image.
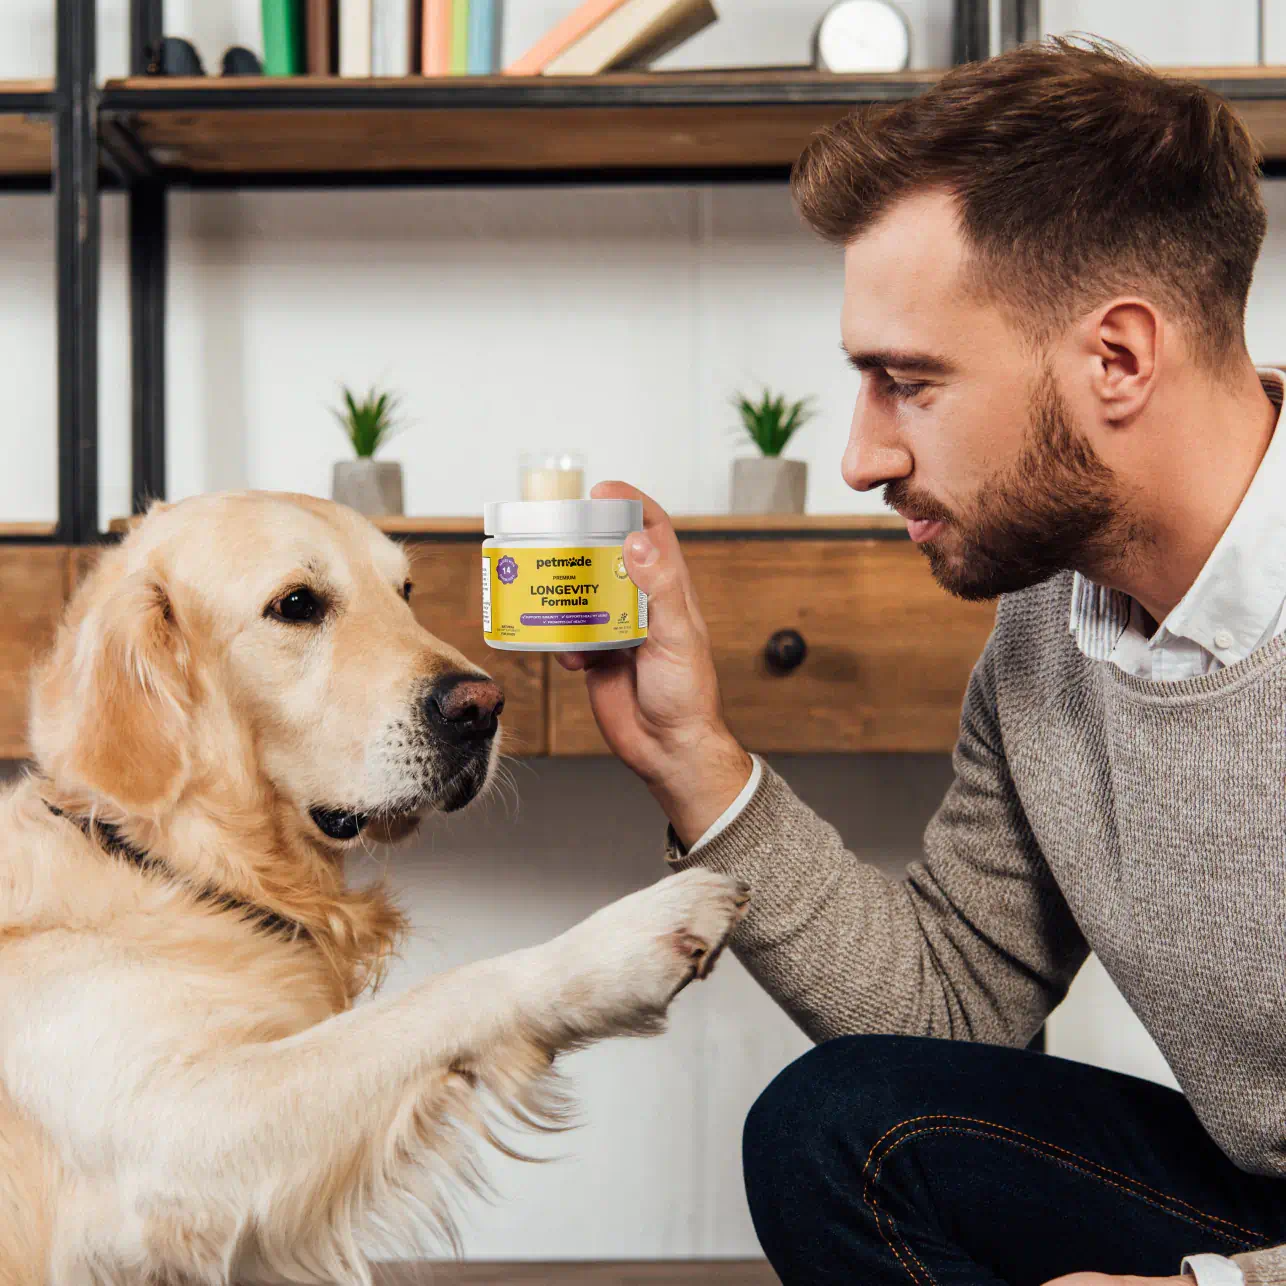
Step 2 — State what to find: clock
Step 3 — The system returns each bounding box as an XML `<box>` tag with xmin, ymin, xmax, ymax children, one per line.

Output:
<box><xmin>814</xmin><ymin>0</ymin><xmax>912</xmax><ymax>74</ymax></box>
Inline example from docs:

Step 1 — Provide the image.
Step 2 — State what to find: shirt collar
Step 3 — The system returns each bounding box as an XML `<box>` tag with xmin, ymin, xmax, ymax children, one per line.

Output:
<box><xmin>1069</xmin><ymin>367</ymin><xmax>1286</xmax><ymax>664</ymax></box>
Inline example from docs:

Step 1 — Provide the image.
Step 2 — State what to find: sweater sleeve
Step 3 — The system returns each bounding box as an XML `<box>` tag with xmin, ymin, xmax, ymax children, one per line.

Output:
<box><xmin>1234</xmin><ymin>1245</ymin><xmax>1286</xmax><ymax>1284</ymax></box>
<box><xmin>666</xmin><ymin>630</ymin><xmax>1089</xmax><ymax>1047</ymax></box>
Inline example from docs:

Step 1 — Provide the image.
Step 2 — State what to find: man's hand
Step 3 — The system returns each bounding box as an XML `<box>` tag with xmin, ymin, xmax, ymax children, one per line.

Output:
<box><xmin>1042</xmin><ymin>1274</ymin><xmax>1189</xmax><ymax>1285</ymax></box>
<box><xmin>556</xmin><ymin>482</ymin><xmax>753</xmax><ymax>848</ymax></box>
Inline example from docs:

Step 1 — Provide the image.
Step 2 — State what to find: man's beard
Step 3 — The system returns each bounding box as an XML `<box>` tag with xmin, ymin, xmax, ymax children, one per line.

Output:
<box><xmin>886</xmin><ymin>368</ymin><xmax>1131</xmax><ymax>602</ymax></box>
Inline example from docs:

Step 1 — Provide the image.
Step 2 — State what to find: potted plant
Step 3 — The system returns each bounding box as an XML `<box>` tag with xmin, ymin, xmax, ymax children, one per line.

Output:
<box><xmin>730</xmin><ymin>388</ymin><xmax>816</xmax><ymax>515</ymax></box>
<box><xmin>330</xmin><ymin>385</ymin><xmax>406</xmax><ymax>518</ymax></box>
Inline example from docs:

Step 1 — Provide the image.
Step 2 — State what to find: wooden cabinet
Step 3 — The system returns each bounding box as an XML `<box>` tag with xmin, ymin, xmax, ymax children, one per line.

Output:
<box><xmin>549</xmin><ymin>539</ymin><xmax>995</xmax><ymax>755</ymax></box>
<box><xmin>0</xmin><ymin>533</ymin><xmax>993</xmax><ymax>762</ymax></box>
<box><xmin>0</xmin><ymin>547</ymin><xmax>70</xmax><ymax>759</ymax></box>
<box><xmin>404</xmin><ymin>541</ymin><xmax>546</xmax><ymax>758</ymax></box>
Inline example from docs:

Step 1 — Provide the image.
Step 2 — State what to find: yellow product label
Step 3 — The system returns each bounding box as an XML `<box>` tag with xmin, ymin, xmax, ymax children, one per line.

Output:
<box><xmin>482</xmin><ymin>545</ymin><xmax>647</xmax><ymax>647</ymax></box>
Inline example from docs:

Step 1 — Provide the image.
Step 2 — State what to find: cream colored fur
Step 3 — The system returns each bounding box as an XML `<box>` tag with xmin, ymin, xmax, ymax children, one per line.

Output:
<box><xmin>0</xmin><ymin>492</ymin><xmax>746</xmax><ymax>1285</ymax></box>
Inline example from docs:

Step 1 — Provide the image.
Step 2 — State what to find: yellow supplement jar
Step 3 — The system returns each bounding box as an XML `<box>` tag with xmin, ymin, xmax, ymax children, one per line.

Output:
<box><xmin>482</xmin><ymin>499</ymin><xmax>647</xmax><ymax>652</ymax></box>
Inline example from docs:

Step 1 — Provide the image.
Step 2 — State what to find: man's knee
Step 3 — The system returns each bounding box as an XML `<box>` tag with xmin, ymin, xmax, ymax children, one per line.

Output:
<box><xmin>743</xmin><ymin>1034</ymin><xmax>932</xmax><ymax>1210</ymax></box>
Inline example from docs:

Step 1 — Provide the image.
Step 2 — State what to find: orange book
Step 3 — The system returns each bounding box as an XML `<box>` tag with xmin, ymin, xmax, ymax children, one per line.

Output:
<box><xmin>504</xmin><ymin>0</ymin><xmax>634</xmax><ymax>75</ymax></box>
<box><xmin>422</xmin><ymin>0</ymin><xmax>452</xmax><ymax>75</ymax></box>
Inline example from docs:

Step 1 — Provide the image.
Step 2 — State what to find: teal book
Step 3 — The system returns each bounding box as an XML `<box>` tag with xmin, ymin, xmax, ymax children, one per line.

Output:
<box><xmin>467</xmin><ymin>0</ymin><xmax>500</xmax><ymax>72</ymax></box>
<box><xmin>261</xmin><ymin>0</ymin><xmax>304</xmax><ymax>75</ymax></box>
<box><xmin>451</xmin><ymin>0</ymin><xmax>469</xmax><ymax>74</ymax></box>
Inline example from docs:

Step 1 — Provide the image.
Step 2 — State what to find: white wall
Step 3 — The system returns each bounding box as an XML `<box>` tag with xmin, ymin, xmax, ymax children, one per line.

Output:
<box><xmin>0</xmin><ymin>0</ymin><xmax>1277</xmax><ymax>1259</ymax></box>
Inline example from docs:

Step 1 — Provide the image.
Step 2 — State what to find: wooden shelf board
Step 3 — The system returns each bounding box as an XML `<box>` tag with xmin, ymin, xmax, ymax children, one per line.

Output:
<box><xmin>95</xmin><ymin>71</ymin><xmax>952</xmax><ymax>179</ymax></box>
<box><xmin>97</xmin><ymin>68</ymin><xmax>1286</xmax><ymax>178</ymax></box>
<box><xmin>110</xmin><ymin>512</ymin><xmax>906</xmax><ymax>537</ymax></box>
<box><xmin>0</xmin><ymin>81</ymin><xmax>55</xmax><ymax>180</ymax></box>
<box><xmin>0</xmin><ymin>521</ymin><xmax>58</xmax><ymax>538</ymax></box>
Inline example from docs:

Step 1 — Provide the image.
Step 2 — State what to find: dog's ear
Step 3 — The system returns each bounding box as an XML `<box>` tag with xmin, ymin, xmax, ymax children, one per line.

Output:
<box><xmin>31</xmin><ymin>567</ymin><xmax>193</xmax><ymax>816</ymax></box>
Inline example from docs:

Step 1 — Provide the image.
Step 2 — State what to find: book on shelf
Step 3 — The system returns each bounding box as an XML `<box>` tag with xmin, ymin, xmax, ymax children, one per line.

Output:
<box><xmin>451</xmin><ymin>0</ymin><xmax>470</xmax><ymax>74</ymax></box>
<box><xmin>304</xmin><ymin>0</ymin><xmax>336</xmax><ymax>73</ymax></box>
<box><xmin>268</xmin><ymin>0</ymin><xmax>504</xmax><ymax>77</ymax></box>
<box><xmin>422</xmin><ymin>0</ymin><xmax>453</xmax><ymax>75</ymax></box>
<box><xmin>261</xmin><ymin>0</ymin><xmax>304</xmax><ymax>75</ymax></box>
<box><xmin>466</xmin><ymin>0</ymin><xmax>502</xmax><ymax>74</ymax></box>
<box><xmin>504</xmin><ymin>0</ymin><xmax>632</xmax><ymax>75</ymax></box>
<box><xmin>339</xmin><ymin>0</ymin><xmax>373</xmax><ymax>74</ymax></box>
<box><xmin>372</xmin><ymin>0</ymin><xmax>411</xmax><ymax>74</ymax></box>
<box><xmin>407</xmin><ymin>0</ymin><xmax>423</xmax><ymax>72</ymax></box>
<box><xmin>543</xmin><ymin>0</ymin><xmax>717</xmax><ymax>75</ymax></box>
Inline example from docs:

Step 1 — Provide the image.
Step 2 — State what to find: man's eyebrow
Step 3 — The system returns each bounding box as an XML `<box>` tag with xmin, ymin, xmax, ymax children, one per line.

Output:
<box><xmin>840</xmin><ymin>344</ymin><xmax>957</xmax><ymax>376</ymax></box>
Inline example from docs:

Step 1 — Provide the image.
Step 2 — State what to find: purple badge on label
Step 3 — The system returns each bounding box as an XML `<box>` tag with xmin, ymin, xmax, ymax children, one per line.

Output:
<box><xmin>497</xmin><ymin>556</ymin><xmax>519</xmax><ymax>584</ymax></box>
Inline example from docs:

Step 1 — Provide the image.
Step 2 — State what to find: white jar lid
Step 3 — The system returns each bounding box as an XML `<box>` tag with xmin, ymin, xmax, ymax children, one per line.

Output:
<box><xmin>484</xmin><ymin>498</ymin><xmax>644</xmax><ymax>536</ymax></box>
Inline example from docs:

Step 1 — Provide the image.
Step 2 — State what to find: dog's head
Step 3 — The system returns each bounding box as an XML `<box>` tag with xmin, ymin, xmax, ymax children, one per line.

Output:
<box><xmin>31</xmin><ymin>492</ymin><xmax>502</xmax><ymax>847</ymax></box>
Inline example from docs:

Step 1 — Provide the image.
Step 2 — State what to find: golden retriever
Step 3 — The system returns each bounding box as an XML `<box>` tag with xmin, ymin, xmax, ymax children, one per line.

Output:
<box><xmin>0</xmin><ymin>491</ymin><xmax>747</xmax><ymax>1285</ymax></box>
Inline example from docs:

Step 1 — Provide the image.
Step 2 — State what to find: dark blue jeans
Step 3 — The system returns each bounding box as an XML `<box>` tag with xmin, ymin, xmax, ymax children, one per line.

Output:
<box><xmin>743</xmin><ymin>1035</ymin><xmax>1286</xmax><ymax>1285</ymax></box>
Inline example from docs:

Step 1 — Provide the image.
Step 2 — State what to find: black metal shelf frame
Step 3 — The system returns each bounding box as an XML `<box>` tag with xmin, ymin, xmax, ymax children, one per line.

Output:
<box><xmin>0</xmin><ymin>1</ymin><xmax>94</xmax><ymax>543</ymax></box>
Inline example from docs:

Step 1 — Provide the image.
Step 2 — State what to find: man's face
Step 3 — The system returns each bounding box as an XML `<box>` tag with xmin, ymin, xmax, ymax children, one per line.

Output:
<box><xmin>839</xmin><ymin>189</ymin><xmax>1125</xmax><ymax>600</ymax></box>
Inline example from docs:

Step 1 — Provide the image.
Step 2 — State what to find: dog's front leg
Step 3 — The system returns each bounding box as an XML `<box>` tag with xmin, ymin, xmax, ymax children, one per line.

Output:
<box><xmin>16</xmin><ymin>870</ymin><xmax>745</xmax><ymax>1285</ymax></box>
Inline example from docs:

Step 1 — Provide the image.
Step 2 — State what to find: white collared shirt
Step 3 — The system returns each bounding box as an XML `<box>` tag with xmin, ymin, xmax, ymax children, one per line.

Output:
<box><xmin>1069</xmin><ymin>368</ymin><xmax>1286</xmax><ymax>681</ymax></box>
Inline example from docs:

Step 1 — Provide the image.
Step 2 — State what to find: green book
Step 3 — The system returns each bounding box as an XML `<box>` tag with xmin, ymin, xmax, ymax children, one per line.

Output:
<box><xmin>451</xmin><ymin>0</ymin><xmax>469</xmax><ymax>75</ymax></box>
<box><xmin>261</xmin><ymin>0</ymin><xmax>303</xmax><ymax>75</ymax></box>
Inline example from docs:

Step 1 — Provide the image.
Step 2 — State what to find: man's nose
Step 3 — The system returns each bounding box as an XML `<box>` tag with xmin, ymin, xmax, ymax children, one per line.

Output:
<box><xmin>842</xmin><ymin>406</ymin><xmax>912</xmax><ymax>493</ymax></box>
<box><xmin>424</xmin><ymin>674</ymin><xmax>505</xmax><ymax>743</ymax></box>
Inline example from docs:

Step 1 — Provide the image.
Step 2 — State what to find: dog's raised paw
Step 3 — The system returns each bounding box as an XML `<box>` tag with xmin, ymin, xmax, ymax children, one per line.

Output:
<box><xmin>661</xmin><ymin>870</ymin><xmax>750</xmax><ymax>986</ymax></box>
<box><xmin>559</xmin><ymin>869</ymin><xmax>751</xmax><ymax>1031</ymax></box>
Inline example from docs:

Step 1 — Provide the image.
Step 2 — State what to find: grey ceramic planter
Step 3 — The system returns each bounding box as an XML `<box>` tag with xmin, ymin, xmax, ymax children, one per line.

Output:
<box><xmin>331</xmin><ymin>459</ymin><xmax>404</xmax><ymax>518</ymax></box>
<box><xmin>730</xmin><ymin>457</ymin><xmax>808</xmax><ymax>515</ymax></box>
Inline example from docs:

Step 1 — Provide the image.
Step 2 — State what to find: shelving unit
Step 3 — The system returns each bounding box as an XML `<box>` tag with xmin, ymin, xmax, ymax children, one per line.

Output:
<box><xmin>7</xmin><ymin>3</ymin><xmax>1286</xmax><ymax>541</ymax></box>
<box><xmin>90</xmin><ymin>59</ymin><xmax>1286</xmax><ymax>517</ymax></box>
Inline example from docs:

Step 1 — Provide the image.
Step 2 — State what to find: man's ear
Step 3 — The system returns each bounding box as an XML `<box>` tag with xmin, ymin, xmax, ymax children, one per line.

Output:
<box><xmin>1090</xmin><ymin>298</ymin><xmax>1160</xmax><ymax>423</ymax></box>
<box><xmin>31</xmin><ymin>568</ymin><xmax>192</xmax><ymax>817</ymax></box>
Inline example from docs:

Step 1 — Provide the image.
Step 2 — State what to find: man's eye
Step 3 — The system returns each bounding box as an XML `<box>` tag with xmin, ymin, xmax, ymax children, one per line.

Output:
<box><xmin>268</xmin><ymin>588</ymin><xmax>323</xmax><ymax>623</ymax></box>
<box><xmin>402</xmin><ymin>580</ymin><xmax>413</xmax><ymax>602</ymax></box>
<box><xmin>887</xmin><ymin>378</ymin><xmax>928</xmax><ymax>400</ymax></box>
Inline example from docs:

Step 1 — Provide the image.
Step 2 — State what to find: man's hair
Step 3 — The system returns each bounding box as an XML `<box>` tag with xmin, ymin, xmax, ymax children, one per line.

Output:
<box><xmin>792</xmin><ymin>39</ymin><xmax>1266</xmax><ymax>371</ymax></box>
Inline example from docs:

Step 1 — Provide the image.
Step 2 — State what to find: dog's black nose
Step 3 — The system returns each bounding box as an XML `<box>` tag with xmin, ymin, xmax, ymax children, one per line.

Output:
<box><xmin>425</xmin><ymin>674</ymin><xmax>505</xmax><ymax>742</ymax></box>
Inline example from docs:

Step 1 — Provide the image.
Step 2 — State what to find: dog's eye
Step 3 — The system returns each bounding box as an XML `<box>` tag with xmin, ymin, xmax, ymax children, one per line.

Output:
<box><xmin>268</xmin><ymin>588</ymin><xmax>323</xmax><ymax>624</ymax></box>
<box><xmin>402</xmin><ymin>580</ymin><xmax>413</xmax><ymax>602</ymax></box>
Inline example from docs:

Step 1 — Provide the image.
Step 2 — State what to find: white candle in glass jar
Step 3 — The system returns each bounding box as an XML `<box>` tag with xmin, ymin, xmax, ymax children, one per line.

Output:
<box><xmin>520</xmin><ymin>451</ymin><xmax>585</xmax><ymax>502</ymax></box>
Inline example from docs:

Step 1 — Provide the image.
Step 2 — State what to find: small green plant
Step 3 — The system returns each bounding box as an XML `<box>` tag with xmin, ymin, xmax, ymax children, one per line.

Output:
<box><xmin>332</xmin><ymin>385</ymin><xmax>403</xmax><ymax>459</ymax></box>
<box><xmin>733</xmin><ymin>387</ymin><xmax>817</xmax><ymax>457</ymax></box>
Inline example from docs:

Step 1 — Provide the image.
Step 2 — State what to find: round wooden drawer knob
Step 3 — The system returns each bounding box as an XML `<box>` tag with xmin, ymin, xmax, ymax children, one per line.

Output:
<box><xmin>764</xmin><ymin>628</ymin><xmax>808</xmax><ymax>674</ymax></box>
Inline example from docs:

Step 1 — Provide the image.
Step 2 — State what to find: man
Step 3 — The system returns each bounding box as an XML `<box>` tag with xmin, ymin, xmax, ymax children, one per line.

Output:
<box><xmin>558</xmin><ymin>38</ymin><xmax>1286</xmax><ymax>1286</ymax></box>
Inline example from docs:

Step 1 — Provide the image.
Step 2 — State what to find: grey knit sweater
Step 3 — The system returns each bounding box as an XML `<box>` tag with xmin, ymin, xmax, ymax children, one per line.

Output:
<box><xmin>669</xmin><ymin>570</ymin><xmax>1286</xmax><ymax>1284</ymax></box>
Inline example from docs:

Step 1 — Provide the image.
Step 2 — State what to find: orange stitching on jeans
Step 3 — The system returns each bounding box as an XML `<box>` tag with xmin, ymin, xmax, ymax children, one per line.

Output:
<box><xmin>870</xmin><ymin>1188</ymin><xmax>941</xmax><ymax>1286</ymax></box>
<box><xmin>865</xmin><ymin>1124</ymin><xmax>1261</xmax><ymax>1254</ymax></box>
<box><xmin>862</xmin><ymin>1114</ymin><xmax>1265</xmax><ymax>1243</ymax></box>
<box><xmin>866</xmin><ymin>1178</ymin><xmax>938</xmax><ymax>1286</ymax></box>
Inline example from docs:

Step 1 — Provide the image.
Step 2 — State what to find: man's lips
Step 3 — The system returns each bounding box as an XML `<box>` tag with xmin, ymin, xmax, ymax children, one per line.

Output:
<box><xmin>897</xmin><ymin>511</ymin><xmax>948</xmax><ymax>543</ymax></box>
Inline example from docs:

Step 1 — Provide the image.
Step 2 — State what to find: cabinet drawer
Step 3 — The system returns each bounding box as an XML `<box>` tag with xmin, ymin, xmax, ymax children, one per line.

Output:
<box><xmin>0</xmin><ymin>547</ymin><xmax>70</xmax><ymax>760</ymax></box>
<box><xmin>549</xmin><ymin>539</ymin><xmax>995</xmax><ymax>755</ymax></box>
<box><xmin>404</xmin><ymin>542</ymin><xmax>546</xmax><ymax>758</ymax></box>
